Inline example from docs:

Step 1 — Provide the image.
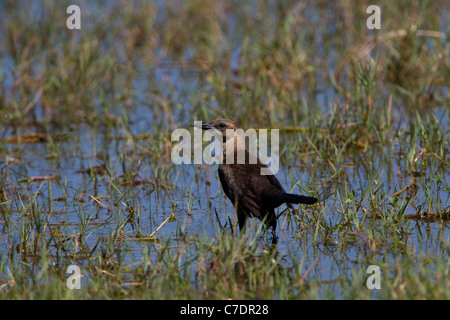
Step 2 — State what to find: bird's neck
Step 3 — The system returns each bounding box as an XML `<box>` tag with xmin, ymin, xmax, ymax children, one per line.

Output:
<box><xmin>222</xmin><ymin>134</ymin><xmax>258</xmax><ymax>165</ymax></box>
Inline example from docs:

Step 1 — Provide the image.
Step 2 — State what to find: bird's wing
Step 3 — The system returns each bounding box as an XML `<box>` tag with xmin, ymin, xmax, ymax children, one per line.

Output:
<box><xmin>218</xmin><ymin>165</ymin><xmax>262</xmax><ymax>218</ymax></box>
<box><xmin>218</xmin><ymin>166</ymin><xmax>235</xmax><ymax>203</ymax></box>
<box><xmin>257</xmin><ymin>163</ymin><xmax>295</xmax><ymax>209</ymax></box>
<box><xmin>265</xmin><ymin>172</ymin><xmax>286</xmax><ymax>193</ymax></box>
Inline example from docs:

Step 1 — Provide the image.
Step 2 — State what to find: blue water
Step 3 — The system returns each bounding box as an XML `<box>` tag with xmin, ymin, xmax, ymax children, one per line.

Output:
<box><xmin>0</xmin><ymin>0</ymin><xmax>448</xmax><ymax>298</ymax></box>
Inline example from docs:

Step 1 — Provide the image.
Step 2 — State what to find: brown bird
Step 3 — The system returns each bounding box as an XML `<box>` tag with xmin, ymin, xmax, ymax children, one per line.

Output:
<box><xmin>196</xmin><ymin>119</ymin><xmax>318</xmax><ymax>232</ymax></box>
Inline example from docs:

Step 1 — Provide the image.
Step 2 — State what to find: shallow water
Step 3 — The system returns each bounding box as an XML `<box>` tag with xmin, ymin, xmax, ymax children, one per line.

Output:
<box><xmin>0</xmin><ymin>0</ymin><xmax>449</xmax><ymax>298</ymax></box>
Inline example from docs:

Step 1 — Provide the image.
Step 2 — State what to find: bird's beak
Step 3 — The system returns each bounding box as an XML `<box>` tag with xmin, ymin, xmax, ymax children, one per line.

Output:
<box><xmin>201</xmin><ymin>122</ymin><xmax>213</xmax><ymax>130</ymax></box>
<box><xmin>191</xmin><ymin>121</ymin><xmax>213</xmax><ymax>130</ymax></box>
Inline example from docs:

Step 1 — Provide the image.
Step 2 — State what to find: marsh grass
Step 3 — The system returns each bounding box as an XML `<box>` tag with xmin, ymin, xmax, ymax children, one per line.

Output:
<box><xmin>0</xmin><ymin>0</ymin><xmax>449</xmax><ymax>299</ymax></box>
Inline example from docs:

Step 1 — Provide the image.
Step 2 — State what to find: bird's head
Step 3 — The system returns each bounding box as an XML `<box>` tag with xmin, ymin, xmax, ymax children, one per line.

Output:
<box><xmin>193</xmin><ymin>119</ymin><xmax>239</xmax><ymax>135</ymax></box>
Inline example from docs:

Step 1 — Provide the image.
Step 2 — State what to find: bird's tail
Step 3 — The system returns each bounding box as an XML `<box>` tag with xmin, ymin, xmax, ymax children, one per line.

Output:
<box><xmin>278</xmin><ymin>193</ymin><xmax>318</xmax><ymax>205</ymax></box>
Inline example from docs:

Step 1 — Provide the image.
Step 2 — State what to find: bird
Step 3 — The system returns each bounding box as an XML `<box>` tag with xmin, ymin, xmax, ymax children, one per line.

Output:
<box><xmin>196</xmin><ymin>118</ymin><xmax>318</xmax><ymax>233</ymax></box>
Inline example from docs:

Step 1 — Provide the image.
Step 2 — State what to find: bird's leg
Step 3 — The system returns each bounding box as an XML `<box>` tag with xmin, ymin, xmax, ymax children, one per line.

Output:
<box><xmin>263</xmin><ymin>208</ymin><xmax>278</xmax><ymax>243</ymax></box>
<box><xmin>269</xmin><ymin>216</ymin><xmax>278</xmax><ymax>243</ymax></box>
<box><xmin>270</xmin><ymin>231</ymin><xmax>278</xmax><ymax>245</ymax></box>
<box><xmin>267</xmin><ymin>208</ymin><xmax>277</xmax><ymax>231</ymax></box>
<box><xmin>238</xmin><ymin>211</ymin><xmax>247</xmax><ymax>232</ymax></box>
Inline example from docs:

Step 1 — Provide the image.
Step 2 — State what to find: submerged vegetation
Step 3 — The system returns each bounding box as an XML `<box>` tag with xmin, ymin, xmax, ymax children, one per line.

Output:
<box><xmin>0</xmin><ymin>0</ymin><xmax>449</xmax><ymax>299</ymax></box>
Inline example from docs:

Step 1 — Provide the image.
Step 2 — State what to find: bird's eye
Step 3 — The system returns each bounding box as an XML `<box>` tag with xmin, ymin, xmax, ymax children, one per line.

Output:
<box><xmin>219</xmin><ymin>123</ymin><xmax>226</xmax><ymax>128</ymax></box>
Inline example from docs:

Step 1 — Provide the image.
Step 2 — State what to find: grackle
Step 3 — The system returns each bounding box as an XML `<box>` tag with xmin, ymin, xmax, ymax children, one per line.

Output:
<box><xmin>194</xmin><ymin>119</ymin><xmax>318</xmax><ymax>232</ymax></box>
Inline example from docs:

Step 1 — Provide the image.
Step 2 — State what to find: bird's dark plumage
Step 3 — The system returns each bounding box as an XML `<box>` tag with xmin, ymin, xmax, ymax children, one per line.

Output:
<box><xmin>197</xmin><ymin>119</ymin><xmax>318</xmax><ymax>231</ymax></box>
